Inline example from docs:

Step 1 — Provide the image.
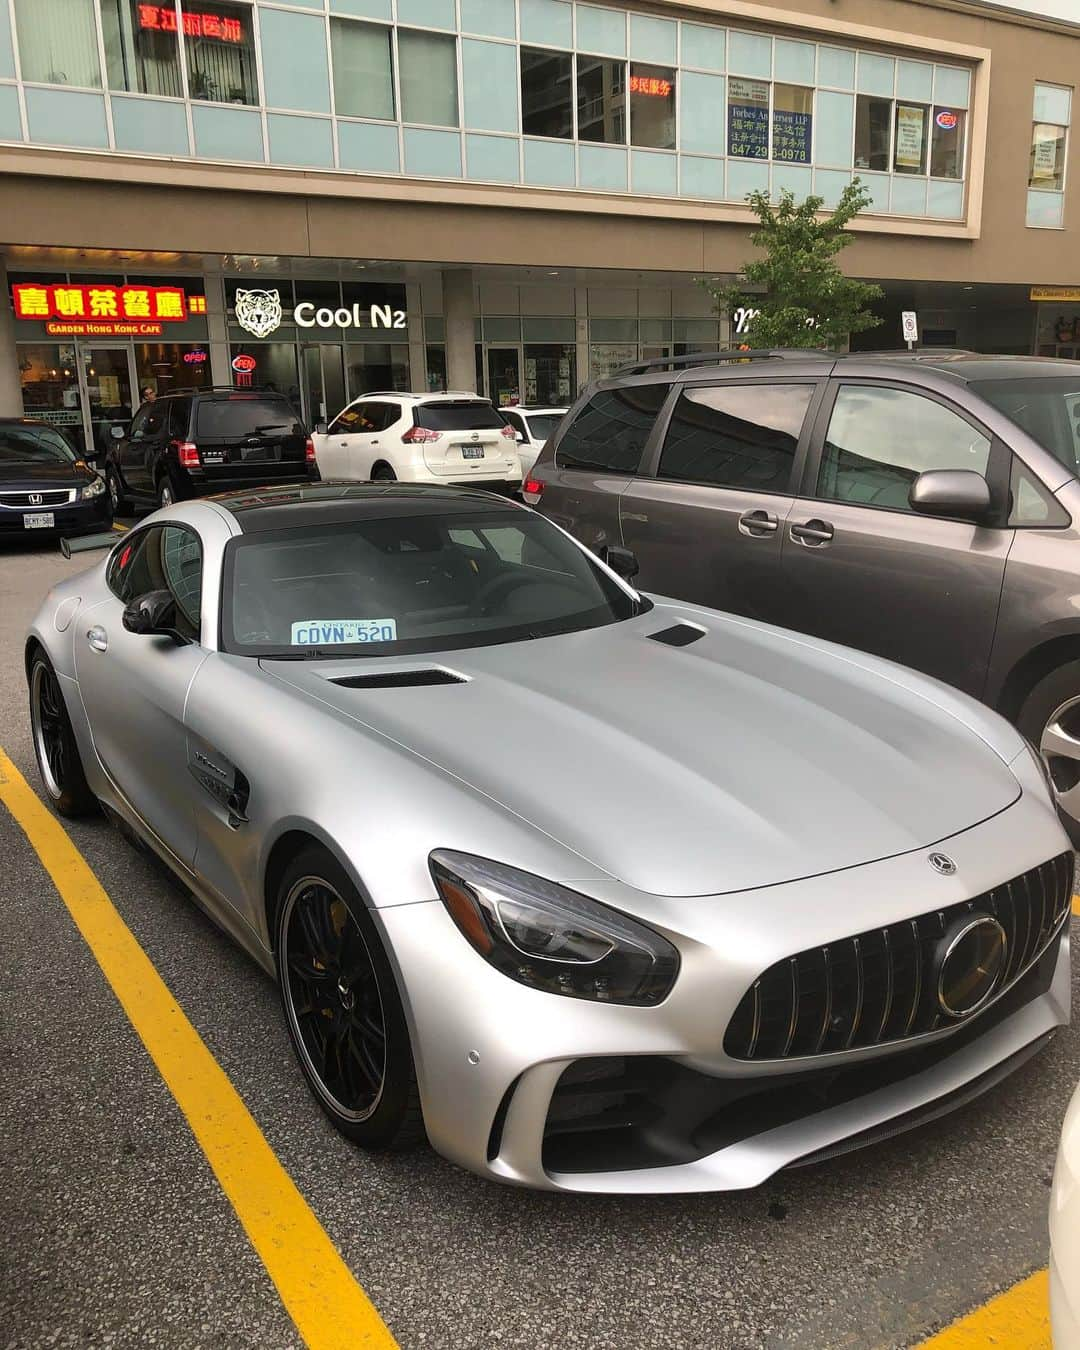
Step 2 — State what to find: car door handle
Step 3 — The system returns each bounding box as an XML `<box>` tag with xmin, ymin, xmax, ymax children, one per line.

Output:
<box><xmin>789</xmin><ymin>519</ymin><xmax>835</xmax><ymax>546</ymax></box>
<box><xmin>86</xmin><ymin>625</ymin><xmax>108</xmax><ymax>652</ymax></box>
<box><xmin>371</xmin><ymin>440</ymin><xmax>379</xmax><ymax>446</ymax></box>
<box><xmin>738</xmin><ymin>509</ymin><xmax>779</xmax><ymax>537</ymax></box>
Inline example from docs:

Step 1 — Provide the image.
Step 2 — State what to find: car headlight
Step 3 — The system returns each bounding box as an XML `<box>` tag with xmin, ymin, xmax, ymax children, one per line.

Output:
<box><xmin>429</xmin><ymin>850</ymin><xmax>679</xmax><ymax>1005</ymax></box>
<box><xmin>81</xmin><ymin>476</ymin><xmax>107</xmax><ymax>499</ymax></box>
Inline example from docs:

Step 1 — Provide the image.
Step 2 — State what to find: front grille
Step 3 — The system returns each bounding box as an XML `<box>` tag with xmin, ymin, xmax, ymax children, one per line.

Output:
<box><xmin>0</xmin><ymin>489</ymin><xmax>73</xmax><ymax>508</ymax></box>
<box><xmin>724</xmin><ymin>852</ymin><xmax>1072</xmax><ymax>1062</ymax></box>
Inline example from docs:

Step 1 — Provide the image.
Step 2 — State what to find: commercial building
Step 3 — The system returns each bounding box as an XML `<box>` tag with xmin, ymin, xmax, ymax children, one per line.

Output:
<box><xmin>0</xmin><ymin>0</ymin><xmax>1078</xmax><ymax>455</ymax></box>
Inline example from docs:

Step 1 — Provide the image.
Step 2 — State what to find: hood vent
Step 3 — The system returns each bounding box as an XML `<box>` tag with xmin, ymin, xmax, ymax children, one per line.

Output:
<box><xmin>328</xmin><ymin>668</ymin><xmax>467</xmax><ymax>690</ymax></box>
<box><xmin>647</xmin><ymin>623</ymin><xmax>706</xmax><ymax>648</ymax></box>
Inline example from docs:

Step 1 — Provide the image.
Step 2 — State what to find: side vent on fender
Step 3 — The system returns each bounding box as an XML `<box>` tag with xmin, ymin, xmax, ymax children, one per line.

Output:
<box><xmin>647</xmin><ymin>623</ymin><xmax>706</xmax><ymax>648</ymax></box>
<box><xmin>328</xmin><ymin>669</ymin><xmax>468</xmax><ymax>689</ymax></box>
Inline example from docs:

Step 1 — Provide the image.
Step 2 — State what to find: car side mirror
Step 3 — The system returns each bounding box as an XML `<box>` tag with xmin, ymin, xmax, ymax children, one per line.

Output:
<box><xmin>515</xmin><ymin>430</ymin><xmax>526</xmax><ymax>443</ymax></box>
<box><xmin>909</xmin><ymin>469</ymin><xmax>992</xmax><ymax>523</ymax></box>
<box><xmin>315</xmin><ymin>421</ymin><xmax>328</xmax><ymax>435</ymax></box>
<box><xmin>122</xmin><ymin>589</ymin><xmax>188</xmax><ymax>643</ymax></box>
<box><xmin>110</xmin><ymin>424</ymin><xmax>126</xmax><ymax>440</ymax></box>
<box><xmin>600</xmin><ymin>545</ymin><xmax>640</xmax><ymax>581</ymax></box>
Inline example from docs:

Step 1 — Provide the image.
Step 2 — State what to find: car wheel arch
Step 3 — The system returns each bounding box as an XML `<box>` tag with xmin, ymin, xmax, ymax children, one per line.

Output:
<box><xmin>996</xmin><ymin>633</ymin><xmax>1080</xmax><ymax>724</ymax></box>
<box><xmin>262</xmin><ymin>825</ymin><xmax>379</xmax><ymax>952</ymax></box>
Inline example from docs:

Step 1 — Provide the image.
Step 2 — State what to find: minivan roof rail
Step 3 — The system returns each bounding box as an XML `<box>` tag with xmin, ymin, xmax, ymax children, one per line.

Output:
<box><xmin>613</xmin><ymin>348</ymin><xmax>832</xmax><ymax>377</ymax></box>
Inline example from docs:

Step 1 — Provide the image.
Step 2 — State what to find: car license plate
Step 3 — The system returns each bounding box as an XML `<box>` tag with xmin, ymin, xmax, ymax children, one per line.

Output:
<box><xmin>461</xmin><ymin>446</ymin><xmax>485</xmax><ymax>460</ymax></box>
<box><xmin>202</xmin><ymin>451</ymin><xmax>225</xmax><ymax>464</ymax></box>
<box><xmin>23</xmin><ymin>512</ymin><xmax>54</xmax><ymax>529</ymax></box>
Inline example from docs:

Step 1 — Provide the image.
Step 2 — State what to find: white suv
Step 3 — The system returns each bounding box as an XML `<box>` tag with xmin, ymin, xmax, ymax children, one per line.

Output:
<box><xmin>313</xmin><ymin>392</ymin><xmax>522</xmax><ymax>489</ymax></box>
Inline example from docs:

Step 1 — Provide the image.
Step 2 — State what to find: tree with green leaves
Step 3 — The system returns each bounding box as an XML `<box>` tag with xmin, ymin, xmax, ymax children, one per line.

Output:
<box><xmin>710</xmin><ymin>179</ymin><xmax>884</xmax><ymax>350</ymax></box>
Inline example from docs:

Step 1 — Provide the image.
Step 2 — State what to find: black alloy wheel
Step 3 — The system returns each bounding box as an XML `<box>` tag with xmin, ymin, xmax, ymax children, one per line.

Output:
<box><xmin>276</xmin><ymin>847</ymin><xmax>424</xmax><ymax>1148</ymax></box>
<box><xmin>29</xmin><ymin>653</ymin><xmax>96</xmax><ymax>818</ymax></box>
<box><xmin>158</xmin><ymin>476</ymin><xmax>177</xmax><ymax>509</ymax></box>
<box><xmin>106</xmin><ymin>466</ymin><xmax>129</xmax><ymax>513</ymax></box>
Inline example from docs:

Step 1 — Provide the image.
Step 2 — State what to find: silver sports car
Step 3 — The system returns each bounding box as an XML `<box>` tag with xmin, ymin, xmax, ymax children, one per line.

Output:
<box><xmin>26</xmin><ymin>483</ymin><xmax>1073</xmax><ymax>1192</ymax></box>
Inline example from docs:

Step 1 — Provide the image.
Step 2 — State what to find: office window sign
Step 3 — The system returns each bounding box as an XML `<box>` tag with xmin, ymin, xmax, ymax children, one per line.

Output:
<box><xmin>935</xmin><ymin>109</ymin><xmax>958</xmax><ymax>131</ymax></box>
<box><xmin>1032</xmin><ymin>126</ymin><xmax>1060</xmax><ymax>181</ymax></box>
<box><xmin>772</xmin><ymin>108</ymin><xmax>811</xmax><ymax>163</ymax></box>
<box><xmin>12</xmin><ymin>282</ymin><xmax>188</xmax><ymax>336</ymax></box>
<box><xmin>895</xmin><ymin>105</ymin><xmax>926</xmax><ymax>169</ymax></box>
<box><xmin>138</xmin><ymin>5</ymin><xmax>244</xmax><ymax>42</ymax></box>
<box><xmin>728</xmin><ymin>78</ymin><xmax>770</xmax><ymax>160</ymax></box>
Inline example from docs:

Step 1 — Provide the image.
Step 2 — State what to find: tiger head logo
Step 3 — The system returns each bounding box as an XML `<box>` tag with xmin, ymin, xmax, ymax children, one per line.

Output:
<box><xmin>234</xmin><ymin>288</ymin><xmax>283</xmax><ymax>339</ymax></box>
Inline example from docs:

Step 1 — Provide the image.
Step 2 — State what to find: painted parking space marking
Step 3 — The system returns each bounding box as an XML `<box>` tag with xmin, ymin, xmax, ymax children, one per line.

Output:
<box><xmin>0</xmin><ymin>747</ymin><xmax>397</xmax><ymax>1350</ymax></box>
<box><xmin>914</xmin><ymin>1267</ymin><xmax>1050</xmax><ymax>1347</ymax></box>
<box><xmin>1073</xmin><ymin>893</ymin><xmax>1080</xmax><ymax>916</ymax></box>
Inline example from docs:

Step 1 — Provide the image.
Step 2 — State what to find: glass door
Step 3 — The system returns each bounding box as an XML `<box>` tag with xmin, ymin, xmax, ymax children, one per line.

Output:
<box><xmin>302</xmin><ymin>344</ymin><xmax>347</xmax><ymax>428</ymax></box>
<box><xmin>80</xmin><ymin>346</ymin><xmax>137</xmax><ymax>464</ymax></box>
<box><xmin>486</xmin><ymin>346</ymin><xmax>522</xmax><ymax>407</ymax></box>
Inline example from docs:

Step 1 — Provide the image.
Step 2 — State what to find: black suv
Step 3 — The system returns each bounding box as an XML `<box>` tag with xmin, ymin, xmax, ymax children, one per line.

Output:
<box><xmin>105</xmin><ymin>387</ymin><xmax>316</xmax><ymax>512</ymax></box>
<box><xmin>528</xmin><ymin>347</ymin><xmax>1080</xmax><ymax>844</ymax></box>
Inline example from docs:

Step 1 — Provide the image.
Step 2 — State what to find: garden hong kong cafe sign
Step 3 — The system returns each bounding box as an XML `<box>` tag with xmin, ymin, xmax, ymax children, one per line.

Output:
<box><xmin>11</xmin><ymin>282</ymin><xmax>204</xmax><ymax>336</ymax></box>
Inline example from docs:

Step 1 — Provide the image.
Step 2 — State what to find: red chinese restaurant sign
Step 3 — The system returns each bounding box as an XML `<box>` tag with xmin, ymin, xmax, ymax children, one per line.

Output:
<box><xmin>12</xmin><ymin>283</ymin><xmax>192</xmax><ymax>336</ymax></box>
<box><xmin>137</xmin><ymin>6</ymin><xmax>244</xmax><ymax>41</ymax></box>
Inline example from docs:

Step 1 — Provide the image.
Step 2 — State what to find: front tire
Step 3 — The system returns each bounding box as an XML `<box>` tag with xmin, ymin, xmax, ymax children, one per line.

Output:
<box><xmin>1019</xmin><ymin>660</ymin><xmax>1080</xmax><ymax>847</ymax></box>
<box><xmin>28</xmin><ymin>652</ymin><xmax>96</xmax><ymax>818</ymax></box>
<box><xmin>157</xmin><ymin>474</ymin><xmax>178</xmax><ymax>509</ymax></box>
<box><xmin>106</xmin><ymin>465</ymin><xmax>130</xmax><ymax>514</ymax></box>
<box><xmin>275</xmin><ymin>846</ymin><xmax>425</xmax><ymax>1150</ymax></box>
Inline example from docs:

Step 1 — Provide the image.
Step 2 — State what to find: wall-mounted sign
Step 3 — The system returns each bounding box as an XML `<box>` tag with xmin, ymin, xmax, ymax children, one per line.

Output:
<box><xmin>728</xmin><ymin>78</ymin><xmax>769</xmax><ymax>160</ymax></box>
<box><xmin>1031</xmin><ymin>286</ymin><xmax>1080</xmax><ymax>302</ymax></box>
<box><xmin>138</xmin><ymin>5</ymin><xmax>244</xmax><ymax>42</ymax></box>
<box><xmin>12</xmin><ymin>282</ymin><xmax>189</xmax><ymax>337</ymax></box>
<box><xmin>935</xmin><ymin>109</ymin><xmax>958</xmax><ymax>130</ymax></box>
<box><xmin>629</xmin><ymin>75</ymin><xmax>672</xmax><ymax>98</ymax></box>
<box><xmin>232</xmin><ymin>286</ymin><xmax>407</xmax><ymax>338</ymax></box>
<box><xmin>895</xmin><ymin>105</ymin><xmax>926</xmax><ymax>169</ymax></box>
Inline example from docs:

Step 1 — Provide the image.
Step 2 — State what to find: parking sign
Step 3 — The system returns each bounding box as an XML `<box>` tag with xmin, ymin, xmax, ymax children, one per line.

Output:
<box><xmin>902</xmin><ymin>311</ymin><xmax>919</xmax><ymax>345</ymax></box>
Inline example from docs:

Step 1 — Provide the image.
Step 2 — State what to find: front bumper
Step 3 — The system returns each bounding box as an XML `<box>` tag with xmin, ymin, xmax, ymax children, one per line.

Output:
<box><xmin>378</xmin><ymin>787</ymin><xmax>1072</xmax><ymax>1192</ymax></box>
<box><xmin>0</xmin><ymin>494</ymin><xmax>111</xmax><ymax>538</ymax></box>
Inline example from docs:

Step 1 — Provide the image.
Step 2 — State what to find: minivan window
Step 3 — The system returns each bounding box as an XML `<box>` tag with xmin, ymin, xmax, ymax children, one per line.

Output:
<box><xmin>657</xmin><ymin>383</ymin><xmax>813</xmax><ymax>492</ymax></box>
<box><xmin>195</xmin><ymin>397</ymin><xmax>301</xmax><ymax>439</ymax></box>
<box><xmin>556</xmin><ymin>384</ymin><xmax>671</xmax><ymax>474</ymax></box>
<box><xmin>415</xmin><ymin>402</ymin><xmax>505</xmax><ymax>431</ymax></box>
<box><xmin>818</xmin><ymin>385</ymin><xmax>991</xmax><ymax>511</ymax></box>
<box><xmin>971</xmin><ymin>376</ymin><xmax>1080</xmax><ymax>474</ymax></box>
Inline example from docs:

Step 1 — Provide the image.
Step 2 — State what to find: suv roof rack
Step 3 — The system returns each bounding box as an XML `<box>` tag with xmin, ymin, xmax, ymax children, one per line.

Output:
<box><xmin>612</xmin><ymin>348</ymin><xmax>832</xmax><ymax>377</ymax></box>
<box><xmin>190</xmin><ymin>384</ymin><xmax>284</xmax><ymax>393</ymax></box>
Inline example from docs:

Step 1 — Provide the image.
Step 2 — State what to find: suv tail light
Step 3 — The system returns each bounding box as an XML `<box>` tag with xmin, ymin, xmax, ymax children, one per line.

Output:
<box><xmin>522</xmin><ymin>476</ymin><xmax>544</xmax><ymax>502</ymax></box>
<box><xmin>499</xmin><ymin>424</ymin><xmax>517</xmax><ymax>441</ymax></box>
<box><xmin>402</xmin><ymin>425</ymin><xmax>442</xmax><ymax>444</ymax></box>
<box><xmin>305</xmin><ymin>436</ymin><xmax>316</xmax><ymax>463</ymax></box>
<box><xmin>176</xmin><ymin>441</ymin><xmax>200</xmax><ymax>468</ymax></box>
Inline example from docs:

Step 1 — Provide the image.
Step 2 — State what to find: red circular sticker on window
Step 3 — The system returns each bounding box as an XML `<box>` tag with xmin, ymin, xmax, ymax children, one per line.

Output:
<box><xmin>231</xmin><ymin>354</ymin><xmax>257</xmax><ymax>373</ymax></box>
<box><xmin>936</xmin><ymin>110</ymin><xmax>958</xmax><ymax>130</ymax></box>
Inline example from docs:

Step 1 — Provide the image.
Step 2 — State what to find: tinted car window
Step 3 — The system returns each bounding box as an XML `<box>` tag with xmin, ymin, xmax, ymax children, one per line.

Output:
<box><xmin>167</xmin><ymin>397</ymin><xmax>193</xmax><ymax>439</ymax></box>
<box><xmin>195</xmin><ymin>397</ymin><xmax>301</xmax><ymax>438</ymax></box>
<box><xmin>365</xmin><ymin>402</ymin><xmax>399</xmax><ymax>432</ymax></box>
<box><xmin>0</xmin><ymin>424</ymin><xmax>77</xmax><ymax>463</ymax></box>
<box><xmin>657</xmin><ymin>383</ymin><xmax>812</xmax><ymax>492</ymax></box>
<box><xmin>131</xmin><ymin>405</ymin><xmax>165</xmax><ymax>440</ymax></box>
<box><xmin>523</xmin><ymin>413</ymin><xmax>562</xmax><ymax>443</ymax></box>
<box><xmin>556</xmin><ymin>384</ymin><xmax>671</xmax><ymax>473</ymax></box>
<box><xmin>415</xmin><ymin>401</ymin><xmax>506</xmax><ymax>432</ymax></box>
<box><xmin>330</xmin><ymin>403</ymin><xmax>378</xmax><ymax>435</ymax></box>
<box><xmin>971</xmin><ymin>376</ymin><xmax>1080</xmax><ymax>474</ymax></box>
<box><xmin>818</xmin><ymin>385</ymin><xmax>991</xmax><ymax>512</ymax></box>
<box><xmin>107</xmin><ymin>525</ymin><xmax>202</xmax><ymax>639</ymax></box>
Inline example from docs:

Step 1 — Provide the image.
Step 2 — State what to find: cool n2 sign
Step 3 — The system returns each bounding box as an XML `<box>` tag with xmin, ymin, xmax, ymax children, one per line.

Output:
<box><xmin>293</xmin><ymin>302</ymin><xmax>406</xmax><ymax>330</ymax></box>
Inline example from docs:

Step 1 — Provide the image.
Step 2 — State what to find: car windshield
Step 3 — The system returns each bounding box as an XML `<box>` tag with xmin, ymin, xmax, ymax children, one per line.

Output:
<box><xmin>0</xmin><ymin>424</ymin><xmax>77</xmax><ymax>464</ymax></box>
<box><xmin>415</xmin><ymin>402</ymin><xmax>506</xmax><ymax>432</ymax></box>
<box><xmin>972</xmin><ymin>376</ymin><xmax>1080</xmax><ymax>473</ymax></box>
<box><xmin>221</xmin><ymin>508</ymin><xmax>645</xmax><ymax>657</ymax></box>
<box><xmin>524</xmin><ymin>414</ymin><xmax>563</xmax><ymax>442</ymax></box>
<box><xmin>195</xmin><ymin>397</ymin><xmax>301</xmax><ymax>438</ymax></box>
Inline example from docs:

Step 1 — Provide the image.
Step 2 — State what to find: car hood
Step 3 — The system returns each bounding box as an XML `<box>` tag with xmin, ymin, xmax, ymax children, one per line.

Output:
<box><xmin>0</xmin><ymin>458</ymin><xmax>90</xmax><ymax>487</ymax></box>
<box><xmin>263</xmin><ymin>605</ymin><xmax>1022</xmax><ymax>897</ymax></box>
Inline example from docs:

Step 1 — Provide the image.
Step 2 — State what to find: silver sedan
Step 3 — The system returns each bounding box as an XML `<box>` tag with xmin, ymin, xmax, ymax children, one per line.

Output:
<box><xmin>25</xmin><ymin>484</ymin><xmax>1073</xmax><ymax>1192</ymax></box>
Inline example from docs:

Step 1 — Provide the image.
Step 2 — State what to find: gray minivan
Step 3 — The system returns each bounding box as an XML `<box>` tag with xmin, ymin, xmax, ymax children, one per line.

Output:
<box><xmin>527</xmin><ymin>350</ymin><xmax>1080</xmax><ymax>842</ymax></box>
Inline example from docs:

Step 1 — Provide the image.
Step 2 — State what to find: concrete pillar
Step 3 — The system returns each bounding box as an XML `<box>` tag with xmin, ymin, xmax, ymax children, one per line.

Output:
<box><xmin>442</xmin><ymin>267</ymin><xmax>476</xmax><ymax>393</ymax></box>
<box><xmin>0</xmin><ymin>258</ymin><xmax>25</xmax><ymax>417</ymax></box>
<box><xmin>406</xmin><ymin>281</ymin><xmax>427</xmax><ymax>392</ymax></box>
<box><xmin>205</xmin><ymin>274</ymin><xmax>232</xmax><ymax>388</ymax></box>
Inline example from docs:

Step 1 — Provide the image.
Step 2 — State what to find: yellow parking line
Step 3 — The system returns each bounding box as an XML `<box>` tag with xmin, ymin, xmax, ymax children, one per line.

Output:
<box><xmin>1073</xmin><ymin>894</ymin><xmax>1080</xmax><ymax>916</ymax></box>
<box><xmin>0</xmin><ymin>748</ymin><xmax>397</xmax><ymax>1350</ymax></box>
<box><xmin>111</xmin><ymin>522</ymin><xmax>127</xmax><ymax>532</ymax></box>
<box><xmin>914</xmin><ymin>1268</ymin><xmax>1050</xmax><ymax>1348</ymax></box>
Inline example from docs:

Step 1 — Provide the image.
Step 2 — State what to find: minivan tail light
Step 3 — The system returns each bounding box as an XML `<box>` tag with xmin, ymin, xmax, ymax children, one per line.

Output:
<box><xmin>402</xmin><ymin>425</ymin><xmax>441</xmax><ymax>443</ymax></box>
<box><xmin>305</xmin><ymin>436</ymin><xmax>316</xmax><ymax>463</ymax></box>
<box><xmin>176</xmin><ymin>441</ymin><xmax>200</xmax><ymax>468</ymax></box>
<box><xmin>522</xmin><ymin>476</ymin><xmax>544</xmax><ymax>501</ymax></box>
<box><xmin>499</xmin><ymin>424</ymin><xmax>517</xmax><ymax>441</ymax></box>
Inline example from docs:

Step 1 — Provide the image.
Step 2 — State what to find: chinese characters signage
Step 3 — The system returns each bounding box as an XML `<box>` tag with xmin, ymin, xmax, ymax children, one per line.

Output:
<box><xmin>728</xmin><ymin>78</ymin><xmax>769</xmax><ymax>160</ymax></box>
<box><xmin>895</xmin><ymin>105</ymin><xmax>926</xmax><ymax>170</ymax></box>
<box><xmin>138</xmin><ymin>5</ymin><xmax>244</xmax><ymax>41</ymax></box>
<box><xmin>629</xmin><ymin>75</ymin><xmax>672</xmax><ymax>98</ymax></box>
<box><xmin>772</xmin><ymin>108</ymin><xmax>811</xmax><ymax>164</ymax></box>
<box><xmin>13</xmin><ymin>283</ymin><xmax>190</xmax><ymax>336</ymax></box>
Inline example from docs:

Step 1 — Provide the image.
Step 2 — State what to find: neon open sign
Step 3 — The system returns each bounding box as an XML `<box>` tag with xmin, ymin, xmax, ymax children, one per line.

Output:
<box><xmin>138</xmin><ymin>5</ymin><xmax>245</xmax><ymax>41</ymax></box>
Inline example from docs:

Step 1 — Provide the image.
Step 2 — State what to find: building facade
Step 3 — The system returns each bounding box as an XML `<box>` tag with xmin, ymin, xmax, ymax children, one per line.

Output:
<box><xmin>0</xmin><ymin>0</ymin><xmax>1078</xmax><ymax>454</ymax></box>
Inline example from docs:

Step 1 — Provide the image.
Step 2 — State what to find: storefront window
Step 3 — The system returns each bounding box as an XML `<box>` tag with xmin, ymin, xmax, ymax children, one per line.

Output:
<box><xmin>13</xmin><ymin>0</ymin><xmax>101</xmax><ymax>87</ymax></box>
<box><xmin>136</xmin><ymin>343</ymin><xmax>211</xmax><ymax>397</ymax></box>
<box><xmin>589</xmin><ymin>343</ymin><xmax>637</xmax><ymax>380</ymax></box>
<box><xmin>331</xmin><ymin>18</ymin><xmax>394</xmax><ymax>121</ymax></box>
<box><xmin>728</xmin><ymin>78</ymin><xmax>769</xmax><ymax>160</ymax></box>
<box><xmin>577</xmin><ymin>56</ymin><xmax>625</xmax><ymax>145</ymax></box>
<box><xmin>229</xmin><ymin>344</ymin><xmax>301</xmax><ymax>406</ymax></box>
<box><xmin>855</xmin><ymin>95</ymin><xmax>892</xmax><ymax>171</ymax></box>
<box><xmin>894</xmin><ymin>103</ymin><xmax>929</xmax><ymax>174</ymax></box>
<box><xmin>345</xmin><ymin>344</ymin><xmax>410</xmax><ymax>397</ymax></box>
<box><xmin>181</xmin><ymin>1</ymin><xmax>259</xmax><ymax>105</ymax></box>
<box><xmin>17</xmin><ymin>344</ymin><xmax>86</xmax><ymax>455</ymax></box>
<box><xmin>629</xmin><ymin>65</ymin><xmax>675</xmax><ymax>151</ymax></box>
<box><xmin>521</xmin><ymin>49</ymin><xmax>573</xmax><ymax>139</ymax></box>
<box><xmin>398</xmin><ymin>30</ymin><xmax>458</xmax><ymax>127</ymax></box>
<box><xmin>772</xmin><ymin>85</ymin><xmax>813</xmax><ymax>164</ymax></box>
<box><xmin>524</xmin><ymin>344</ymin><xmax>575</xmax><ymax>404</ymax></box>
<box><xmin>930</xmin><ymin>107</ymin><xmax>965</xmax><ymax>178</ymax></box>
<box><xmin>102</xmin><ymin>0</ymin><xmax>184</xmax><ymax>96</ymax></box>
<box><xmin>426</xmin><ymin>345</ymin><xmax>447</xmax><ymax>392</ymax></box>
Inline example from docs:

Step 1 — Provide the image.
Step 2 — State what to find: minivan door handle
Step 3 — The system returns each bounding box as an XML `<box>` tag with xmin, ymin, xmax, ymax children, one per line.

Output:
<box><xmin>738</xmin><ymin>509</ymin><xmax>779</xmax><ymax>537</ymax></box>
<box><xmin>789</xmin><ymin>518</ymin><xmax>835</xmax><ymax>546</ymax></box>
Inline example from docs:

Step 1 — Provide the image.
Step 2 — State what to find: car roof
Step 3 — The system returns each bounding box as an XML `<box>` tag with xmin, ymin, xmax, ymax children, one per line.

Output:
<box><xmin>511</xmin><ymin>406</ymin><xmax>568</xmax><ymax>414</ymax></box>
<box><xmin>209</xmin><ymin>481</ymin><xmax>528</xmax><ymax>532</ymax></box>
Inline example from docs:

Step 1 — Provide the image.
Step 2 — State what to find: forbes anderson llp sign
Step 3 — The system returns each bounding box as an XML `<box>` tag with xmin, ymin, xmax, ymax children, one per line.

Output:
<box><xmin>232</xmin><ymin>287</ymin><xmax>406</xmax><ymax>339</ymax></box>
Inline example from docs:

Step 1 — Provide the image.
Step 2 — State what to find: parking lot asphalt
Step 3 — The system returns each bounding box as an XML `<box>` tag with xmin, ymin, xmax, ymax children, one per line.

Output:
<box><xmin>0</xmin><ymin>531</ymin><xmax>1075</xmax><ymax>1350</ymax></box>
